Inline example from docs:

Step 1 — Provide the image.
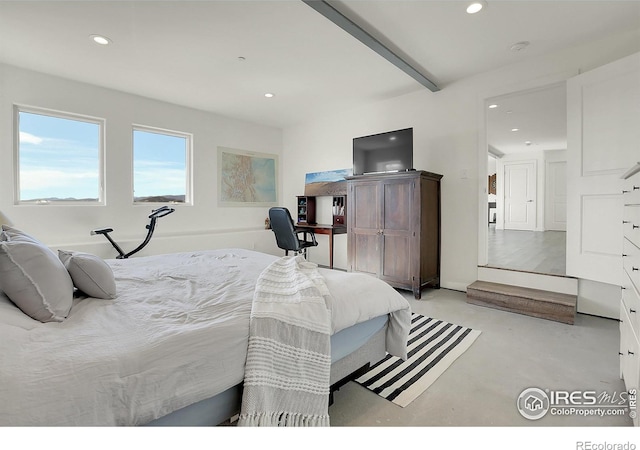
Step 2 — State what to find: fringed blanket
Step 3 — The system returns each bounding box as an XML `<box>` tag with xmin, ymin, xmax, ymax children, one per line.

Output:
<box><xmin>238</xmin><ymin>255</ymin><xmax>332</xmax><ymax>427</ymax></box>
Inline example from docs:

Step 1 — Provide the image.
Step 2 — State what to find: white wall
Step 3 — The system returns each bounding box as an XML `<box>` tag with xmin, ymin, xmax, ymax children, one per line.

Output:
<box><xmin>283</xmin><ymin>30</ymin><xmax>640</xmax><ymax>292</ymax></box>
<box><xmin>544</xmin><ymin>149</ymin><xmax>568</xmax><ymax>231</ymax></box>
<box><xmin>0</xmin><ymin>64</ymin><xmax>282</xmax><ymax>258</ymax></box>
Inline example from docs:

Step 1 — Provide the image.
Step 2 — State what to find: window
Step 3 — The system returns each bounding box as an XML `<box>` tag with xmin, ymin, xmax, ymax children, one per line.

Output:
<box><xmin>16</xmin><ymin>106</ymin><xmax>104</xmax><ymax>204</ymax></box>
<box><xmin>133</xmin><ymin>126</ymin><xmax>191</xmax><ymax>204</ymax></box>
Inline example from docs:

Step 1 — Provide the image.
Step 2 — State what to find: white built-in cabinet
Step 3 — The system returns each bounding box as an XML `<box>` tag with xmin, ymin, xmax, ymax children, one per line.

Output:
<box><xmin>621</xmin><ymin>163</ymin><xmax>640</xmax><ymax>427</ymax></box>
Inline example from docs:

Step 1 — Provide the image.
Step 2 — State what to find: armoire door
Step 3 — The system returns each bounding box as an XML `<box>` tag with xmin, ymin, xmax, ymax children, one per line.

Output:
<box><xmin>380</xmin><ymin>178</ymin><xmax>413</xmax><ymax>284</ymax></box>
<box><xmin>348</xmin><ymin>180</ymin><xmax>380</xmax><ymax>275</ymax></box>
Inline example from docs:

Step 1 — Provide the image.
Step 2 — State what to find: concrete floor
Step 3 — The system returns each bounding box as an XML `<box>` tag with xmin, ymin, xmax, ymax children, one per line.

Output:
<box><xmin>329</xmin><ymin>287</ymin><xmax>631</xmax><ymax>427</ymax></box>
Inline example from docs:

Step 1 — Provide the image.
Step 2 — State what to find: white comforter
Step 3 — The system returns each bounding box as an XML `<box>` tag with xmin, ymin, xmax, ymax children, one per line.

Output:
<box><xmin>0</xmin><ymin>249</ymin><xmax>410</xmax><ymax>426</ymax></box>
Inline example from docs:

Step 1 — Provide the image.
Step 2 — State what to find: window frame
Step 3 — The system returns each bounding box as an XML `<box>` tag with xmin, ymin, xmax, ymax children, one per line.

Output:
<box><xmin>131</xmin><ymin>124</ymin><xmax>193</xmax><ymax>205</ymax></box>
<box><xmin>14</xmin><ymin>104</ymin><xmax>106</xmax><ymax>205</ymax></box>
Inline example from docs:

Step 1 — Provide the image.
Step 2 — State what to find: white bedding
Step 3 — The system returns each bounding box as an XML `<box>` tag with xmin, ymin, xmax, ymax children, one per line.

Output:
<box><xmin>0</xmin><ymin>248</ymin><xmax>410</xmax><ymax>426</ymax></box>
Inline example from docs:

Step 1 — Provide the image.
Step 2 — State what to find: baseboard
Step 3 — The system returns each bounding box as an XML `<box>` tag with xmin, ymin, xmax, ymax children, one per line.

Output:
<box><xmin>477</xmin><ymin>266</ymin><xmax>578</xmax><ymax>296</ymax></box>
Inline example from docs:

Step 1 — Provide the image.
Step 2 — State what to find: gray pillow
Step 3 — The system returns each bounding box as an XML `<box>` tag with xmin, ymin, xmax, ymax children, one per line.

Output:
<box><xmin>1</xmin><ymin>225</ymin><xmax>41</xmax><ymax>243</ymax></box>
<box><xmin>58</xmin><ymin>250</ymin><xmax>117</xmax><ymax>299</ymax></box>
<box><xmin>0</xmin><ymin>239</ymin><xmax>74</xmax><ymax>322</ymax></box>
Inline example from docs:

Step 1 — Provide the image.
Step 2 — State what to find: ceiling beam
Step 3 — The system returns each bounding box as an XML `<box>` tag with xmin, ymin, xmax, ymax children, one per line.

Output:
<box><xmin>302</xmin><ymin>0</ymin><xmax>440</xmax><ymax>92</ymax></box>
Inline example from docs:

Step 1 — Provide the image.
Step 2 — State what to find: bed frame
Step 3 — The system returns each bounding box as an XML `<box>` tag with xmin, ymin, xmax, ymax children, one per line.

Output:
<box><xmin>145</xmin><ymin>325</ymin><xmax>387</xmax><ymax>426</ymax></box>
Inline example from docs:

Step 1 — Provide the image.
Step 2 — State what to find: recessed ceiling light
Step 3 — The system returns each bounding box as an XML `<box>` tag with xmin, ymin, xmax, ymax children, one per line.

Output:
<box><xmin>264</xmin><ymin>93</ymin><xmax>274</xmax><ymax>98</ymax></box>
<box><xmin>90</xmin><ymin>34</ymin><xmax>111</xmax><ymax>45</ymax></box>
<box><xmin>510</xmin><ymin>41</ymin><xmax>530</xmax><ymax>52</ymax></box>
<box><xmin>488</xmin><ymin>104</ymin><xmax>498</xmax><ymax>109</ymax></box>
<box><xmin>525</xmin><ymin>141</ymin><xmax>532</xmax><ymax>146</ymax></box>
<box><xmin>466</xmin><ymin>2</ymin><xmax>486</xmax><ymax>14</ymax></box>
<box><xmin>389</xmin><ymin>136</ymin><xmax>397</xmax><ymax>141</ymax></box>
<box><xmin>511</xmin><ymin>128</ymin><xmax>520</xmax><ymax>132</ymax></box>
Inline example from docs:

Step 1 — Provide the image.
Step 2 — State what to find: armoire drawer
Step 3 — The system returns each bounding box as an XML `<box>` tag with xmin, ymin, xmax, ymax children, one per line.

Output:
<box><xmin>624</xmin><ymin>205</ymin><xmax>640</xmax><ymax>249</ymax></box>
<box><xmin>623</xmin><ymin>271</ymin><xmax>640</xmax><ymax>335</ymax></box>
<box><xmin>623</xmin><ymin>237</ymin><xmax>640</xmax><ymax>292</ymax></box>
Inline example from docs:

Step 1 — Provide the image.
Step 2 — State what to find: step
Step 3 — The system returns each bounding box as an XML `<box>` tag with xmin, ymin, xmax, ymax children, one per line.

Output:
<box><xmin>466</xmin><ymin>280</ymin><xmax>577</xmax><ymax>325</ymax></box>
<box><xmin>478</xmin><ymin>266</ymin><xmax>578</xmax><ymax>296</ymax></box>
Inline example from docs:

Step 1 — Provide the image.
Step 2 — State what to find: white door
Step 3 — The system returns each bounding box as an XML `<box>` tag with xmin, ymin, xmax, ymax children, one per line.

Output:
<box><xmin>504</xmin><ymin>162</ymin><xmax>536</xmax><ymax>231</ymax></box>
<box><xmin>545</xmin><ymin>161</ymin><xmax>567</xmax><ymax>231</ymax></box>
<box><xmin>567</xmin><ymin>52</ymin><xmax>640</xmax><ymax>300</ymax></box>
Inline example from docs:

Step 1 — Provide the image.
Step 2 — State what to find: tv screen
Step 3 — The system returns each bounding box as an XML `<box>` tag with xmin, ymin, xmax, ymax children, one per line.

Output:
<box><xmin>353</xmin><ymin>128</ymin><xmax>413</xmax><ymax>176</ymax></box>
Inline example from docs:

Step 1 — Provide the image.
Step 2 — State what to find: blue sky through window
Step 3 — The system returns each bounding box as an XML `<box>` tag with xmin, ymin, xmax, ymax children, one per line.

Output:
<box><xmin>19</xmin><ymin>111</ymin><xmax>100</xmax><ymax>201</ymax></box>
<box><xmin>133</xmin><ymin>129</ymin><xmax>187</xmax><ymax>202</ymax></box>
<box><xmin>18</xmin><ymin>110</ymin><xmax>189</xmax><ymax>203</ymax></box>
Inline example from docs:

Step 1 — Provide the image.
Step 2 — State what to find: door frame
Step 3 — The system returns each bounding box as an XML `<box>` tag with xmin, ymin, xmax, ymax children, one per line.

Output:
<box><xmin>500</xmin><ymin>159</ymin><xmax>537</xmax><ymax>231</ymax></box>
<box><xmin>477</xmin><ymin>74</ymin><xmax>574</xmax><ymax>267</ymax></box>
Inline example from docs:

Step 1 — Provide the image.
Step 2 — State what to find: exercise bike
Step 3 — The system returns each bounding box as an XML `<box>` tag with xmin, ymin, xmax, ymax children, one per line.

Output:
<box><xmin>91</xmin><ymin>205</ymin><xmax>175</xmax><ymax>259</ymax></box>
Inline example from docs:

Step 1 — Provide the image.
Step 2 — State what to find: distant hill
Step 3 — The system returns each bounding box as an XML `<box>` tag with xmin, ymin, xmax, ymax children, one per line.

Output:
<box><xmin>21</xmin><ymin>195</ymin><xmax>185</xmax><ymax>203</ymax></box>
<box><xmin>21</xmin><ymin>197</ymin><xmax>99</xmax><ymax>203</ymax></box>
<box><xmin>134</xmin><ymin>195</ymin><xmax>185</xmax><ymax>203</ymax></box>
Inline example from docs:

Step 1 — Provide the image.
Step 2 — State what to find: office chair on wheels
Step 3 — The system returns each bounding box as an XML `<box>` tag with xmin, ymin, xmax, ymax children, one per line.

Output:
<box><xmin>268</xmin><ymin>207</ymin><xmax>317</xmax><ymax>258</ymax></box>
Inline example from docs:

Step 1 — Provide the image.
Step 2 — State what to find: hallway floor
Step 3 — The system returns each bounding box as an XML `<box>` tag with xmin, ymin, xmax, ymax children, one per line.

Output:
<box><xmin>487</xmin><ymin>225</ymin><xmax>566</xmax><ymax>276</ymax></box>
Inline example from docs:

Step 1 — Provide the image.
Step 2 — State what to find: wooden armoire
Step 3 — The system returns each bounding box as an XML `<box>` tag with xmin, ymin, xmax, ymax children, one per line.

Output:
<box><xmin>346</xmin><ymin>170</ymin><xmax>442</xmax><ymax>299</ymax></box>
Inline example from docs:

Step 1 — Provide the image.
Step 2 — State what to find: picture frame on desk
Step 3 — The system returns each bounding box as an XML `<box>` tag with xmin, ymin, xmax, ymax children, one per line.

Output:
<box><xmin>304</xmin><ymin>168</ymin><xmax>351</xmax><ymax>196</ymax></box>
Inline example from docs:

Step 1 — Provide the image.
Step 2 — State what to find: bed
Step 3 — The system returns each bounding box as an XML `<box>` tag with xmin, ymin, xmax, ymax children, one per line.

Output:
<box><xmin>0</xmin><ymin>243</ymin><xmax>411</xmax><ymax>426</ymax></box>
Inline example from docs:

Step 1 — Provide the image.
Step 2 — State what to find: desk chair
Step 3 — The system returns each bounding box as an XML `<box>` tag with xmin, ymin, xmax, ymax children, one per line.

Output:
<box><xmin>268</xmin><ymin>207</ymin><xmax>318</xmax><ymax>258</ymax></box>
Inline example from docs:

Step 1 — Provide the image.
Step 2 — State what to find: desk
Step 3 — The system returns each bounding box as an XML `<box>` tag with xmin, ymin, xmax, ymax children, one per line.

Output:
<box><xmin>296</xmin><ymin>223</ymin><xmax>346</xmax><ymax>269</ymax></box>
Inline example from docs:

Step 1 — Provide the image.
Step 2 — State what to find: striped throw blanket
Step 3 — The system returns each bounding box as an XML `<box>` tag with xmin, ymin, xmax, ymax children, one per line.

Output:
<box><xmin>238</xmin><ymin>255</ymin><xmax>332</xmax><ymax>427</ymax></box>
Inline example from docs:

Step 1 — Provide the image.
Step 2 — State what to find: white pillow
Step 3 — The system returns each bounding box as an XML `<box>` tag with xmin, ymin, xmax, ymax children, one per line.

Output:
<box><xmin>0</xmin><ymin>238</ymin><xmax>74</xmax><ymax>323</ymax></box>
<box><xmin>58</xmin><ymin>250</ymin><xmax>117</xmax><ymax>299</ymax></box>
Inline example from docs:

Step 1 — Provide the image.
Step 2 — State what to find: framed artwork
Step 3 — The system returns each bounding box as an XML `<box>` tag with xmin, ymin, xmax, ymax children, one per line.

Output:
<box><xmin>218</xmin><ymin>147</ymin><xmax>278</xmax><ymax>206</ymax></box>
<box><xmin>304</xmin><ymin>168</ymin><xmax>352</xmax><ymax>196</ymax></box>
<box><xmin>488</xmin><ymin>174</ymin><xmax>497</xmax><ymax>195</ymax></box>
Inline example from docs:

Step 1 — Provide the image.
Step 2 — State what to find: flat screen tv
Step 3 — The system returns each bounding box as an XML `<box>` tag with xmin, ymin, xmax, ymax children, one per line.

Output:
<box><xmin>353</xmin><ymin>127</ymin><xmax>413</xmax><ymax>176</ymax></box>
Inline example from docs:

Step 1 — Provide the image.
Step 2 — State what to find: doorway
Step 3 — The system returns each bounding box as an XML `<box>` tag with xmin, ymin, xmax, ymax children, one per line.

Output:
<box><xmin>503</xmin><ymin>161</ymin><xmax>536</xmax><ymax>231</ymax></box>
<box><xmin>483</xmin><ymin>83</ymin><xmax>568</xmax><ymax>276</ymax></box>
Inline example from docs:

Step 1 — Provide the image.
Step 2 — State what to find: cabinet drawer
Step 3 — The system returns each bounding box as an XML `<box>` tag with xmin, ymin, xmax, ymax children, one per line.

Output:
<box><xmin>623</xmin><ymin>177</ymin><xmax>640</xmax><ymax>205</ymax></box>
<box><xmin>623</xmin><ymin>271</ymin><xmax>640</xmax><ymax>335</ymax></box>
<box><xmin>624</xmin><ymin>205</ymin><xmax>640</xmax><ymax>249</ymax></box>
<box><xmin>623</xmin><ymin>238</ymin><xmax>640</xmax><ymax>292</ymax></box>
<box><xmin>620</xmin><ymin>303</ymin><xmax>640</xmax><ymax>427</ymax></box>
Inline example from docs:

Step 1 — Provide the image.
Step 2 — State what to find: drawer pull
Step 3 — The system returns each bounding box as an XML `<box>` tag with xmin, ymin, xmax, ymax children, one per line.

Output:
<box><xmin>634</xmin><ymin>225</ymin><xmax>639</xmax><ymax>229</ymax></box>
<box><xmin>633</xmin><ymin>267</ymin><xmax>639</xmax><ymax>271</ymax></box>
<box><xmin>634</xmin><ymin>186</ymin><xmax>640</xmax><ymax>191</ymax></box>
<box><xmin>620</xmin><ymin>352</ymin><xmax>624</xmax><ymax>356</ymax></box>
<box><xmin>623</xmin><ymin>220</ymin><xmax>630</xmax><ymax>224</ymax></box>
<box><xmin>631</xmin><ymin>309</ymin><xmax>637</xmax><ymax>314</ymax></box>
<box><xmin>629</xmin><ymin>350</ymin><xmax>635</xmax><ymax>356</ymax></box>
<box><xmin>622</xmin><ymin>254</ymin><xmax>628</xmax><ymax>257</ymax></box>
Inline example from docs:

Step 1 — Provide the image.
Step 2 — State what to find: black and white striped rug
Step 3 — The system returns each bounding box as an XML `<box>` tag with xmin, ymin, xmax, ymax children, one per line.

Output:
<box><xmin>355</xmin><ymin>313</ymin><xmax>481</xmax><ymax>407</ymax></box>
